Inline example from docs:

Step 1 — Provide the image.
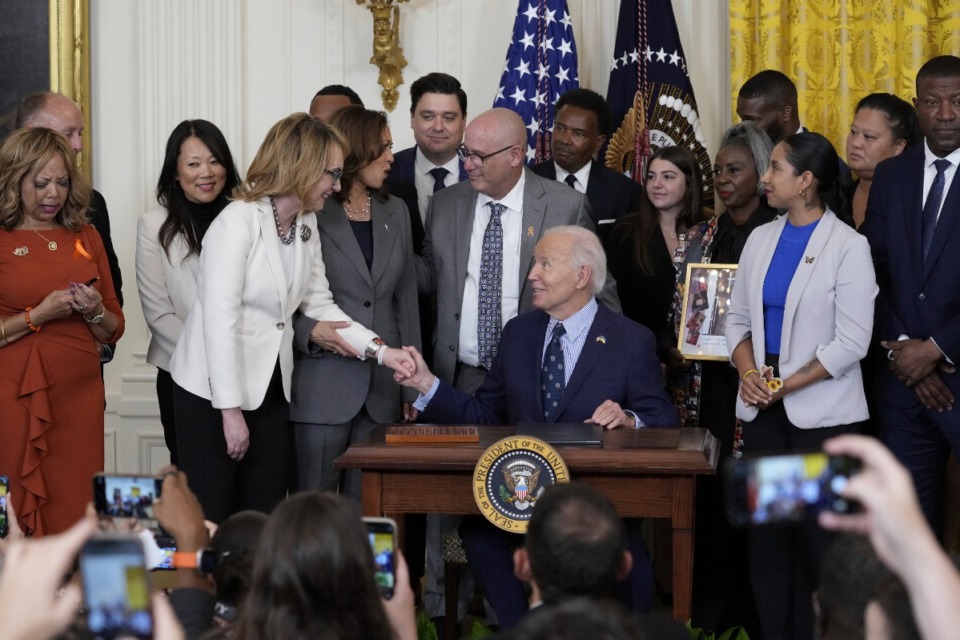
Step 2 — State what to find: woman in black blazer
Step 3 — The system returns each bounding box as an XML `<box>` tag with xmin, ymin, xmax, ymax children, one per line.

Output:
<box><xmin>290</xmin><ymin>106</ymin><xmax>420</xmax><ymax>498</ymax></box>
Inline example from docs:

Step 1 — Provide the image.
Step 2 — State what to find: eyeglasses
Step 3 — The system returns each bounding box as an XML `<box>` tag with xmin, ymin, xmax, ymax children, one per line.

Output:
<box><xmin>456</xmin><ymin>144</ymin><xmax>515</xmax><ymax>166</ymax></box>
<box><xmin>326</xmin><ymin>168</ymin><xmax>343</xmax><ymax>182</ymax></box>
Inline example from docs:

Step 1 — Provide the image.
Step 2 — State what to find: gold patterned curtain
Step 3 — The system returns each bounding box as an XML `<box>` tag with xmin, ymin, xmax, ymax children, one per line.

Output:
<box><xmin>730</xmin><ymin>1</ymin><xmax>960</xmax><ymax>155</ymax></box>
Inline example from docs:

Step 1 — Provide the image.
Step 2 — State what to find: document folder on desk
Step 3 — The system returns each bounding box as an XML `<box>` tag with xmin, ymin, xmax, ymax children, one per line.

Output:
<box><xmin>516</xmin><ymin>422</ymin><xmax>603</xmax><ymax>446</ymax></box>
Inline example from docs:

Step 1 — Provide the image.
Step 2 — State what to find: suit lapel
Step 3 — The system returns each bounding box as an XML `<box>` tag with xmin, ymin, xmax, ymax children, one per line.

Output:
<box><xmin>370</xmin><ymin>198</ymin><xmax>398</xmax><ymax>286</ymax></box>
<box><xmin>902</xmin><ymin>148</ymin><xmax>926</xmax><ymax>281</ymax></box>
<box><xmin>257</xmin><ymin>203</ymin><xmax>288</xmax><ymax>309</ymax></box>
<box><xmin>318</xmin><ymin>200</ymin><xmax>374</xmax><ymax>287</ymax></box>
<box><xmin>520</xmin><ymin>171</ymin><xmax>547</xmax><ymax>295</ymax></box>
<box><xmin>780</xmin><ymin>213</ymin><xmax>836</xmax><ymax>362</ymax></box>
<box><xmin>528</xmin><ymin>312</ymin><xmax>552</xmax><ymax>420</ymax></box>
<box><xmin>554</xmin><ymin>305</ymin><xmax>608</xmax><ymax>419</ymax></box>
<box><xmin>922</xmin><ymin>164</ymin><xmax>960</xmax><ymax>284</ymax></box>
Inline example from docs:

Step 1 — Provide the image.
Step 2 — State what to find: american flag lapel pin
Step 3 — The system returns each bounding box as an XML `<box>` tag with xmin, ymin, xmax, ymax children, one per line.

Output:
<box><xmin>596</xmin><ymin>335</ymin><xmax>606</xmax><ymax>344</ymax></box>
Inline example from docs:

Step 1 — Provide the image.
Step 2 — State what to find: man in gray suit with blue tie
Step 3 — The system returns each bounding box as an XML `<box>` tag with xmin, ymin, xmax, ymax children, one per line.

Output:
<box><xmin>414</xmin><ymin>107</ymin><xmax>619</xmax><ymax>628</ymax></box>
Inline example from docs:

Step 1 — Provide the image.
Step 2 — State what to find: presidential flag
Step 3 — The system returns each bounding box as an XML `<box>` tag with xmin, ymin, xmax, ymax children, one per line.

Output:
<box><xmin>493</xmin><ymin>0</ymin><xmax>579</xmax><ymax>165</ymax></box>
<box><xmin>604</xmin><ymin>0</ymin><xmax>713</xmax><ymax>206</ymax></box>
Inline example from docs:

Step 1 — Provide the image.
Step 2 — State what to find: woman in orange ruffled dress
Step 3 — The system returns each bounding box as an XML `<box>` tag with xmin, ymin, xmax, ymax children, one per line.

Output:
<box><xmin>0</xmin><ymin>128</ymin><xmax>124</xmax><ymax>535</ymax></box>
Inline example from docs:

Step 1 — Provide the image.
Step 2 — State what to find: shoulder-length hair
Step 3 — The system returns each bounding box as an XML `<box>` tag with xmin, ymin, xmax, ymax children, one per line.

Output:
<box><xmin>233</xmin><ymin>492</ymin><xmax>393</xmax><ymax>640</ymax></box>
<box><xmin>0</xmin><ymin>127</ymin><xmax>90</xmax><ymax>231</ymax></box>
<box><xmin>156</xmin><ymin>119</ymin><xmax>241</xmax><ymax>259</ymax></box>
<box><xmin>327</xmin><ymin>106</ymin><xmax>391</xmax><ymax>203</ymax></box>
<box><xmin>236</xmin><ymin>113</ymin><xmax>348</xmax><ymax>210</ymax></box>
<box><xmin>622</xmin><ymin>145</ymin><xmax>707</xmax><ymax>276</ymax></box>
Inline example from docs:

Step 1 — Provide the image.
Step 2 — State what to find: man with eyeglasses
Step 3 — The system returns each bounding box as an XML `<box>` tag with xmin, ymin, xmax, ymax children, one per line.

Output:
<box><xmin>416</xmin><ymin>107</ymin><xmax>620</xmax><ymax>394</ymax></box>
<box><xmin>531</xmin><ymin>89</ymin><xmax>642</xmax><ymax>248</ymax></box>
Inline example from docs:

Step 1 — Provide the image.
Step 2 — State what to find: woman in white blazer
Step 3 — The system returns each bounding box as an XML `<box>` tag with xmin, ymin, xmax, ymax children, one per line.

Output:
<box><xmin>136</xmin><ymin>120</ymin><xmax>241</xmax><ymax>466</ymax></box>
<box><xmin>725</xmin><ymin>132</ymin><xmax>878</xmax><ymax>640</ymax></box>
<box><xmin>169</xmin><ymin>114</ymin><xmax>415</xmax><ymax>523</ymax></box>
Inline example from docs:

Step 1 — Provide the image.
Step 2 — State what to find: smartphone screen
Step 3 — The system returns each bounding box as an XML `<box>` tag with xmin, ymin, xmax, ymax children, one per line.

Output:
<box><xmin>725</xmin><ymin>452</ymin><xmax>860</xmax><ymax>526</ymax></box>
<box><xmin>0</xmin><ymin>475</ymin><xmax>9</xmax><ymax>538</ymax></box>
<box><xmin>92</xmin><ymin>474</ymin><xmax>162</xmax><ymax>520</ymax></box>
<box><xmin>80</xmin><ymin>536</ymin><xmax>154</xmax><ymax>640</ymax></box>
<box><xmin>363</xmin><ymin>517</ymin><xmax>397</xmax><ymax>599</ymax></box>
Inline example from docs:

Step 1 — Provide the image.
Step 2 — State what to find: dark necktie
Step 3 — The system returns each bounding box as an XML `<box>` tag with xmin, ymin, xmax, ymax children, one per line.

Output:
<box><xmin>429</xmin><ymin>167</ymin><xmax>449</xmax><ymax>193</ymax></box>
<box><xmin>922</xmin><ymin>159</ymin><xmax>951</xmax><ymax>263</ymax></box>
<box><xmin>564</xmin><ymin>174</ymin><xmax>578</xmax><ymax>189</ymax></box>
<box><xmin>477</xmin><ymin>202</ymin><xmax>505</xmax><ymax>370</ymax></box>
<box><xmin>541</xmin><ymin>323</ymin><xmax>567</xmax><ymax>421</ymax></box>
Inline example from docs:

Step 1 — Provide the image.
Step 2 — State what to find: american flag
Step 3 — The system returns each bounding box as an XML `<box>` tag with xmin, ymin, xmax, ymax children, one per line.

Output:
<box><xmin>604</xmin><ymin>0</ymin><xmax>714</xmax><ymax>207</ymax></box>
<box><xmin>493</xmin><ymin>0</ymin><xmax>579</xmax><ymax>165</ymax></box>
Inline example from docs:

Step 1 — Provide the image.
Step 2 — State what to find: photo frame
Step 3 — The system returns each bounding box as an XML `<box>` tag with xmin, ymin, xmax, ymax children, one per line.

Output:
<box><xmin>677</xmin><ymin>263</ymin><xmax>737</xmax><ymax>361</ymax></box>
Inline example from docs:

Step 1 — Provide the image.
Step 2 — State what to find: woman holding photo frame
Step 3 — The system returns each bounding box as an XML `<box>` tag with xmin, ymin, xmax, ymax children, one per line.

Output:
<box><xmin>725</xmin><ymin>132</ymin><xmax>877</xmax><ymax>640</ymax></box>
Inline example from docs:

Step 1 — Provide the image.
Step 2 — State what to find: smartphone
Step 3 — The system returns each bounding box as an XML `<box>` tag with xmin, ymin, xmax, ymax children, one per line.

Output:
<box><xmin>92</xmin><ymin>474</ymin><xmax>162</xmax><ymax>520</ymax></box>
<box><xmin>0</xmin><ymin>475</ymin><xmax>9</xmax><ymax>538</ymax></box>
<box><xmin>725</xmin><ymin>452</ymin><xmax>860</xmax><ymax>526</ymax></box>
<box><xmin>80</xmin><ymin>536</ymin><xmax>154</xmax><ymax>640</ymax></box>
<box><xmin>363</xmin><ymin>516</ymin><xmax>397</xmax><ymax>599</ymax></box>
<box><xmin>153</xmin><ymin>533</ymin><xmax>177</xmax><ymax>571</ymax></box>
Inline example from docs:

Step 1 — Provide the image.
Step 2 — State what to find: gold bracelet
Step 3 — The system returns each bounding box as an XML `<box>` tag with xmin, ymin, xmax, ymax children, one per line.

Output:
<box><xmin>741</xmin><ymin>368</ymin><xmax>759</xmax><ymax>381</ymax></box>
<box><xmin>0</xmin><ymin>317</ymin><xmax>6</xmax><ymax>344</ymax></box>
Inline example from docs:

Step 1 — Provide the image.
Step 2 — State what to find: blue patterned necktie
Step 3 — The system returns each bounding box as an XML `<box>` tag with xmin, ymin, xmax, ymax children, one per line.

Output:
<box><xmin>477</xmin><ymin>202</ymin><xmax>505</xmax><ymax>370</ymax></box>
<box><xmin>542</xmin><ymin>323</ymin><xmax>566</xmax><ymax>421</ymax></box>
<box><xmin>429</xmin><ymin>167</ymin><xmax>449</xmax><ymax>193</ymax></box>
<box><xmin>922</xmin><ymin>159</ymin><xmax>951</xmax><ymax>263</ymax></box>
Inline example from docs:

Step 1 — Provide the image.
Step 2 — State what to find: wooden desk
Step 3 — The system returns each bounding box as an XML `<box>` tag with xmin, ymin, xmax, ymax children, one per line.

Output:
<box><xmin>338</xmin><ymin>425</ymin><xmax>719</xmax><ymax>621</ymax></box>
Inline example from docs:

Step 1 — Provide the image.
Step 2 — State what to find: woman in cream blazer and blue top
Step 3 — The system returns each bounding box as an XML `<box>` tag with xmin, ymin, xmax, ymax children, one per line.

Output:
<box><xmin>136</xmin><ymin>120</ymin><xmax>241</xmax><ymax>466</ymax></box>
<box><xmin>290</xmin><ymin>106</ymin><xmax>420</xmax><ymax>499</ymax></box>
<box><xmin>725</xmin><ymin>132</ymin><xmax>877</xmax><ymax>640</ymax></box>
<box><xmin>169</xmin><ymin>114</ymin><xmax>415</xmax><ymax>523</ymax></box>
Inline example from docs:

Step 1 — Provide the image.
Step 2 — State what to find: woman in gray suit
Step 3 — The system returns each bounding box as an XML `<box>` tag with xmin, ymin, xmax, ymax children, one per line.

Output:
<box><xmin>291</xmin><ymin>106</ymin><xmax>420</xmax><ymax>498</ymax></box>
<box><xmin>725</xmin><ymin>132</ymin><xmax>877</xmax><ymax>640</ymax></box>
<box><xmin>136</xmin><ymin>120</ymin><xmax>241</xmax><ymax>466</ymax></box>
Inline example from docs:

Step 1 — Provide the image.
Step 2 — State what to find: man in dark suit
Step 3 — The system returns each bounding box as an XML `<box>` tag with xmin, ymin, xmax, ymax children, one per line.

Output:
<box><xmin>863</xmin><ymin>55</ymin><xmax>960</xmax><ymax>534</ymax></box>
<box><xmin>401</xmin><ymin>225</ymin><xmax>676</xmax><ymax>628</ymax></box>
<box><xmin>17</xmin><ymin>92</ymin><xmax>123</xmax><ymax>365</ymax></box>
<box><xmin>531</xmin><ymin>88</ymin><xmax>641</xmax><ymax>247</ymax></box>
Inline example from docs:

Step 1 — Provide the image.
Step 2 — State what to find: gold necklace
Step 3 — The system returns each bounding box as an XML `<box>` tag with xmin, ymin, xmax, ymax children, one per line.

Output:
<box><xmin>343</xmin><ymin>193</ymin><xmax>372</xmax><ymax>221</ymax></box>
<box><xmin>26</xmin><ymin>224</ymin><xmax>57</xmax><ymax>250</ymax></box>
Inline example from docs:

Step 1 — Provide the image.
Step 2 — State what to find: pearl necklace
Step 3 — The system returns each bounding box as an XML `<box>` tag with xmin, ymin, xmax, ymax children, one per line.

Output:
<box><xmin>343</xmin><ymin>193</ymin><xmax>372</xmax><ymax>221</ymax></box>
<box><xmin>270</xmin><ymin>196</ymin><xmax>297</xmax><ymax>245</ymax></box>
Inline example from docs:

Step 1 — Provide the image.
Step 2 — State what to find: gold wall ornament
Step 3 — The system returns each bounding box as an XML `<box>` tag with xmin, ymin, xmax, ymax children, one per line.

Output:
<box><xmin>356</xmin><ymin>0</ymin><xmax>409</xmax><ymax>112</ymax></box>
<box><xmin>49</xmin><ymin>0</ymin><xmax>91</xmax><ymax>181</ymax></box>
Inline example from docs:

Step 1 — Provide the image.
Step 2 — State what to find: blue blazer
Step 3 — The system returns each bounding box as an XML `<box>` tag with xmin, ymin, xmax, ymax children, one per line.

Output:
<box><xmin>863</xmin><ymin>143</ymin><xmax>960</xmax><ymax>405</ymax></box>
<box><xmin>423</xmin><ymin>303</ymin><xmax>678</xmax><ymax>426</ymax></box>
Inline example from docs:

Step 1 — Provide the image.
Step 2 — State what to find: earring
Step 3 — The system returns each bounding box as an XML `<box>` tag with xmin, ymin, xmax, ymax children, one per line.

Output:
<box><xmin>798</xmin><ymin>188</ymin><xmax>806</xmax><ymax>199</ymax></box>
<box><xmin>174</xmin><ymin>178</ymin><xmax>181</xmax><ymax>189</ymax></box>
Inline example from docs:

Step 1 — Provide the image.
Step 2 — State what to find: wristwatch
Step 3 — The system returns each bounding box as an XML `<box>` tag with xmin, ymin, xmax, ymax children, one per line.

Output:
<box><xmin>84</xmin><ymin>306</ymin><xmax>105</xmax><ymax>324</ymax></box>
<box><xmin>365</xmin><ymin>337</ymin><xmax>386</xmax><ymax>358</ymax></box>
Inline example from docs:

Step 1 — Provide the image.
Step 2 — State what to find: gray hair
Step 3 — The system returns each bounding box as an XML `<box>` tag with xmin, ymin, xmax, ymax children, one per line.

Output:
<box><xmin>718</xmin><ymin>121</ymin><xmax>773</xmax><ymax>193</ymax></box>
<box><xmin>542</xmin><ymin>225</ymin><xmax>607</xmax><ymax>295</ymax></box>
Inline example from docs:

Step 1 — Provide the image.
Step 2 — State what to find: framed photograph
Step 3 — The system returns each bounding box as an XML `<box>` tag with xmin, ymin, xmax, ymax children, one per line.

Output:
<box><xmin>677</xmin><ymin>263</ymin><xmax>737</xmax><ymax>361</ymax></box>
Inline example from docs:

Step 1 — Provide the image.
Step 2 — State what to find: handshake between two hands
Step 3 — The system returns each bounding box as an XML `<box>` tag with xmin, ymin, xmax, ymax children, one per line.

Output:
<box><xmin>385</xmin><ymin>346</ymin><xmax>435</xmax><ymax>395</ymax></box>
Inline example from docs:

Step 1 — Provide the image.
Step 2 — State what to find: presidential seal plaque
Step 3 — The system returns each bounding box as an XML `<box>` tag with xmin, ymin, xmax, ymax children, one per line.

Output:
<box><xmin>473</xmin><ymin>435</ymin><xmax>569</xmax><ymax>532</ymax></box>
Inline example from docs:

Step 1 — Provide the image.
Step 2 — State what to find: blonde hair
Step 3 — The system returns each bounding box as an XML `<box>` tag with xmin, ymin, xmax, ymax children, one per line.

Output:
<box><xmin>237</xmin><ymin>113</ymin><xmax>348</xmax><ymax>209</ymax></box>
<box><xmin>0</xmin><ymin>128</ymin><xmax>90</xmax><ymax>230</ymax></box>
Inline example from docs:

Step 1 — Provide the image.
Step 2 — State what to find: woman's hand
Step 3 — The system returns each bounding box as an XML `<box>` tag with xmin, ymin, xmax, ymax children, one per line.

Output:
<box><xmin>221</xmin><ymin>408</ymin><xmax>249</xmax><ymax>460</ymax></box>
<box><xmin>739</xmin><ymin>371</ymin><xmax>773</xmax><ymax>407</ymax></box>
<box><xmin>309</xmin><ymin>320</ymin><xmax>359</xmax><ymax>357</ymax></box>
<box><xmin>32</xmin><ymin>289</ymin><xmax>75</xmax><ymax>324</ymax></box>
<box><xmin>382</xmin><ymin>550</ymin><xmax>417</xmax><ymax>640</ymax></box>
<box><xmin>69</xmin><ymin>281</ymin><xmax>104</xmax><ymax>319</ymax></box>
<box><xmin>381</xmin><ymin>347</ymin><xmax>415</xmax><ymax>378</ymax></box>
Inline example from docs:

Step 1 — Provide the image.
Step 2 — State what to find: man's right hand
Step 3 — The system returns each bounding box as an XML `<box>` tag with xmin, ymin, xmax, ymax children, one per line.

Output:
<box><xmin>914</xmin><ymin>371</ymin><xmax>955</xmax><ymax>412</ymax></box>
<box><xmin>393</xmin><ymin>346</ymin><xmax>436</xmax><ymax>395</ymax></box>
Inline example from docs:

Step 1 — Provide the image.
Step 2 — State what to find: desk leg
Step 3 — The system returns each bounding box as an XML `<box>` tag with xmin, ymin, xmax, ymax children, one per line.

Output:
<box><xmin>671</xmin><ymin>476</ymin><xmax>695</xmax><ymax>621</ymax></box>
<box><xmin>360</xmin><ymin>470</ymin><xmax>383</xmax><ymax>517</ymax></box>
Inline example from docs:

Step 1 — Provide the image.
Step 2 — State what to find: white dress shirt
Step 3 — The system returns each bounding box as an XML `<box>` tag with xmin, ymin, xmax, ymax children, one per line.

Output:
<box><xmin>922</xmin><ymin>141</ymin><xmax>960</xmax><ymax>223</ymax></box>
<box><xmin>457</xmin><ymin>173</ymin><xmax>525</xmax><ymax>367</ymax></box>
<box><xmin>414</xmin><ymin>148</ymin><xmax>461</xmax><ymax>223</ymax></box>
<box><xmin>554</xmin><ymin>160</ymin><xmax>591</xmax><ymax>194</ymax></box>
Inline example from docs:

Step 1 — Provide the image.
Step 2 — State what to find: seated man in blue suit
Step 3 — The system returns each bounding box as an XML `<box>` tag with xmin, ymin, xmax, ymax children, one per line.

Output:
<box><xmin>398</xmin><ymin>225</ymin><xmax>678</xmax><ymax>628</ymax></box>
<box><xmin>531</xmin><ymin>88</ymin><xmax>641</xmax><ymax>248</ymax></box>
